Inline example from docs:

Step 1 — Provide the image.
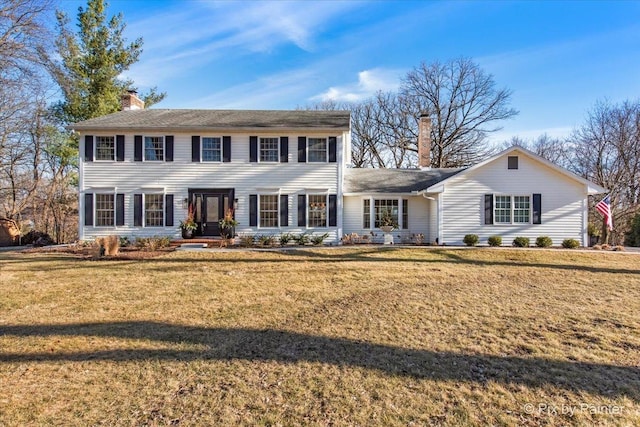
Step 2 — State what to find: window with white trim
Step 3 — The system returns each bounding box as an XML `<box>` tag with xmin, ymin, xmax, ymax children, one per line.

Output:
<box><xmin>308</xmin><ymin>138</ymin><xmax>327</xmax><ymax>162</ymax></box>
<box><xmin>95</xmin><ymin>136</ymin><xmax>115</xmax><ymax>161</ymax></box>
<box><xmin>259</xmin><ymin>194</ymin><xmax>278</xmax><ymax>227</ymax></box>
<box><xmin>202</xmin><ymin>137</ymin><xmax>222</xmax><ymax>162</ymax></box>
<box><xmin>363</xmin><ymin>199</ymin><xmax>370</xmax><ymax>228</ymax></box>
<box><xmin>259</xmin><ymin>137</ymin><xmax>279</xmax><ymax>162</ymax></box>
<box><xmin>145</xmin><ymin>194</ymin><xmax>164</xmax><ymax>227</ymax></box>
<box><xmin>362</xmin><ymin>198</ymin><xmax>409</xmax><ymax>229</ymax></box>
<box><xmin>95</xmin><ymin>194</ymin><xmax>114</xmax><ymax>226</ymax></box>
<box><xmin>374</xmin><ymin>199</ymin><xmax>399</xmax><ymax>228</ymax></box>
<box><xmin>495</xmin><ymin>195</ymin><xmax>530</xmax><ymax>224</ymax></box>
<box><xmin>308</xmin><ymin>194</ymin><xmax>327</xmax><ymax>228</ymax></box>
<box><xmin>144</xmin><ymin>136</ymin><xmax>164</xmax><ymax>161</ymax></box>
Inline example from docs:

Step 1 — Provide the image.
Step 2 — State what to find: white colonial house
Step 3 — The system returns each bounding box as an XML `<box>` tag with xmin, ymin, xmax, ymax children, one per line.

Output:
<box><xmin>71</xmin><ymin>92</ymin><xmax>605</xmax><ymax>246</ymax></box>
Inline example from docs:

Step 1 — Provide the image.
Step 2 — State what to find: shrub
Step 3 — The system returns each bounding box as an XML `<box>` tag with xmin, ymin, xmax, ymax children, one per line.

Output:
<box><xmin>239</xmin><ymin>234</ymin><xmax>254</xmax><ymax>247</ymax></box>
<box><xmin>512</xmin><ymin>236</ymin><xmax>530</xmax><ymax>248</ymax></box>
<box><xmin>295</xmin><ymin>232</ymin><xmax>311</xmax><ymax>246</ymax></box>
<box><xmin>562</xmin><ymin>238</ymin><xmax>580</xmax><ymax>249</ymax></box>
<box><xmin>487</xmin><ymin>235</ymin><xmax>502</xmax><ymax>247</ymax></box>
<box><xmin>279</xmin><ymin>233</ymin><xmax>294</xmax><ymax>245</ymax></box>
<box><xmin>119</xmin><ymin>236</ymin><xmax>131</xmax><ymax>247</ymax></box>
<box><xmin>256</xmin><ymin>234</ymin><xmax>277</xmax><ymax>247</ymax></box>
<box><xmin>22</xmin><ymin>230</ymin><xmax>54</xmax><ymax>246</ymax></box>
<box><xmin>624</xmin><ymin>213</ymin><xmax>640</xmax><ymax>246</ymax></box>
<box><xmin>135</xmin><ymin>236</ymin><xmax>171</xmax><ymax>251</ymax></box>
<box><xmin>535</xmin><ymin>236</ymin><xmax>553</xmax><ymax>248</ymax></box>
<box><xmin>311</xmin><ymin>233</ymin><xmax>329</xmax><ymax>246</ymax></box>
<box><xmin>463</xmin><ymin>234</ymin><xmax>479</xmax><ymax>246</ymax></box>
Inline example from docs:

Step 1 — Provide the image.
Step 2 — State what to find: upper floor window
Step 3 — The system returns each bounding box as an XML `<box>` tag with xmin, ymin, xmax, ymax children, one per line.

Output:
<box><xmin>259</xmin><ymin>138</ymin><xmax>279</xmax><ymax>162</ymax></box>
<box><xmin>95</xmin><ymin>136</ymin><xmax>115</xmax><ymax>161</ymax></box>
<box><xmin>145</xmin><ymin>136</ymin><xmax>164</xmax><ymax>161</ymax></box>
<box><xmin>145</xmin><ymin>194</ymin><xmax>164</xmax><ymax>227</ymax></box>
<box><xmin>308</xmin><ymin>138</ymin><xmax>327</xmax><ymax>162</ymax></box>
<box><xmin>202</xmin><ymin>137</ymin><xmax>222</xmax><ymax>162</ymax></box>
<box><xmin>95</xmin><ymin>194</ymin><xmax>114</xmax><ymax>227</ymax></box>
<box><xmin>259</xmin><ymin>194</ymin><xmax>279</xmax><ymax>227</ymax></box>
<box><xmin>308</xmin><ymin>194</ymin><xmax>327</xmax><ymax>228</ymax></box>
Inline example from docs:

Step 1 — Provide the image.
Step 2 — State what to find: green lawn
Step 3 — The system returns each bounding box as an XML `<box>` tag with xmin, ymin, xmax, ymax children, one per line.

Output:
<box><xmin>1</xmin><ymin>247</ymin><xmax>639</xmax><ymax>426</ymax></box>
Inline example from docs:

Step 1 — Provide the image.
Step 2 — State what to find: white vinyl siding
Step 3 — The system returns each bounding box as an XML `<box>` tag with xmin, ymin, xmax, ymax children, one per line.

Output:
<box><xmin>440</xmin><ymin>152</ymin><xmax>587</xmax><ymax>246</ymax></box>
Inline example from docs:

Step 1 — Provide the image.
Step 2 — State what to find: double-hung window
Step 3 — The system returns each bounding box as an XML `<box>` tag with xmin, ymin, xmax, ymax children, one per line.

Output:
<box><xmin>202</xmin><ymin>137</ymin><xmax>222</xmax><ymax>162</ymax></box>
<box><xmin>145</xmin><ymin>194</ymin><xmax>164</xmax><ymax>227</ymax></box>
<box><xmin>374</xmin><ymin>199</ymin><xmax>399</xmax><ymax>228</ymax></box>
<box><xmin>259</xmin><ymin>194</ymin><xmax>279</xmax><ymax>227</ymax></box>
<box><xmin>308</xmin><ymin>138</ymin><xmax>327</xmax><ymax>162</ymax></box>
<box><xmin>308</xmin><ymin>194</ymin><xmax>327</xmax><ymax>228</ymax></box>
<box><xmin>494</xmin><ymin>195</ymin><xmax>530</xmax><ymax>224</ymax></box>
<box><xmin>259</xmin><ymin>138</ymin><xmax>279</xmax><ymax>162</ymax></box>
<box><xmin>95</xmin><ymin>194</ymin><xmax>115</xmax><ymax>227</ymax></box>
<box><xmin>95</xmin><ymin>136</ymin><xmax>115</xmax><ymax>161</ymax></box>
<box><xmin>144</xmin><ymin>136</ymin><xmax>164</xmax><ymax>161</ymax></box>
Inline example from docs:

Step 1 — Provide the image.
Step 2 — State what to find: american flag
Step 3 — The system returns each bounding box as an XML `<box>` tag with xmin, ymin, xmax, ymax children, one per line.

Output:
<box><xmin>595</xmin><ymin>195</ymin><xmax>613</xmax><ymax>231</ymax></box>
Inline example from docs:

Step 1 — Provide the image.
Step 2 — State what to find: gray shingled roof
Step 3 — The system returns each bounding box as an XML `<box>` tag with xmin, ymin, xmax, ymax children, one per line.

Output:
<box><xmin>344</xmin><ymin>167</ymin><xmax>466</xmax><ymax>193</ymax></box>
<box><xmin>70</xmin><ymin>109</ymin><xmax>350</xmax><ymax>131</ymax></box>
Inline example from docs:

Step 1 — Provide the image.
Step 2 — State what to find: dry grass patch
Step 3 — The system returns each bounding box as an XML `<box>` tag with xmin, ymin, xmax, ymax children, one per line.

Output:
<box><xmin>0</xmin><ymin>247</ymin><xmax>639</xmax><ymax>426</ymax></box>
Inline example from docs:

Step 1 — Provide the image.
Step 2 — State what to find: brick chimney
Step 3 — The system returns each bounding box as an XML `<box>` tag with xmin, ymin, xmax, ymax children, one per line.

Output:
<box><xmin>418</xmin><ymin>113</ymin><xmax>431</xmax><ymax>169</ymax></box>
<box><xmin>121</xmin><ymin>90</ymin><xmax>145</xmax><ymax>111</ymax></box>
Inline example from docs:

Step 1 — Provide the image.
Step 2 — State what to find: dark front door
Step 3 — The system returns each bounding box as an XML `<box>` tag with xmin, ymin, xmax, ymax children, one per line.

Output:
<box><xmin>189</xmin><ymin>189</ymin><xmax>233</xmax><ymax>236</ymax></box>
<box><xmin>202</xmin><ymin>194</ymin><xmax>223</xmax><ymax>236</ymax></box>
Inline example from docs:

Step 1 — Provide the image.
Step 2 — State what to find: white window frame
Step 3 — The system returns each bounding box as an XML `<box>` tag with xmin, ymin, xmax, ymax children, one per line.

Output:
<box><xmin>94</xmin><ymin>135</ymin><xmax>116</xmax><ymax>161</ymax></box>
<box><xmin>307</xmin><ymin>137</ymin><xmax>328</xmax><ymax>163</ymax></box>
<box><xmin>361</xmin><ymin>197</ymin><xmax>407</xmax><ymax>230</ymax></box>
<box><xmin>494</xmin><ymin>194</ymin><xmax>531</xmax><ymax>225</ymax></box>
<box><xmin>258</xmin><ymin>193</ymin><xmax>279</xmax><ymax>228</ymax></box>
<box><xmin>307</xmin><ymin>193</ymin><xmax>328</xmax><ymax>228</ymax></box>
<box><xmin>94</xmin><ymin>193</ymin><xmax>115</xmax><ymax>227</ymax></box>
<box><xmin>202</xmin><ymin>136</ymin><xmax>222</xmax><ymax>162</ymax></box>
<box><xmin>143</xmin><ymin>193</ymin><xmax>165</xmax><ymax>227</ymax></box>
<box><xmin>258</xmin><ymin>137</ymin><xmax>279</xmax><ymax>163</ymax></box>
<box><xmin>143</xmin><ymin>135</ymin><xmax>165</xmax><ymax>162</ymax></box>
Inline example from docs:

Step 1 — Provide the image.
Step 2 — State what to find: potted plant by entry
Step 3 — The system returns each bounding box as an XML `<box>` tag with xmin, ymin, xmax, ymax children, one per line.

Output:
<box><xmin>179</xmin><ymin>204</ymin><xmax>197</xmax><ymax>239</ymax></box>
<box><xmin>219</xmin><ymin>208</ymin><xmax>239</xmax><ymax>239</ymax></box>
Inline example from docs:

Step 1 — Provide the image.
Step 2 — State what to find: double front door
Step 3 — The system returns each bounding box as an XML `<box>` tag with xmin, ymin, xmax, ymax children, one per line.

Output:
<box><xmin>189</xmin><ymin>189</ymin><xmax>233</xmax><ymax>236</ymax></box>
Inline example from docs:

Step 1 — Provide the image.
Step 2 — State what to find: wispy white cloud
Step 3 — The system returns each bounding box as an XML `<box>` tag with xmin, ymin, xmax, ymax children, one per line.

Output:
<box><xmin>311</xmin><ymin>68</ymin><xmax>402</xmax><ymax>102</ymax></box>
<box><xmin>121</xmin><ymin>1</ymin><xmax>362</xmax><ymax>87</ymax></box>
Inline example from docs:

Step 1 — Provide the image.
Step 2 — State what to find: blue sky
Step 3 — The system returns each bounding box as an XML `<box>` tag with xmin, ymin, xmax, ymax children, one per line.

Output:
<box><xmin>59</xmin><ymin>0</ymin><xmax>640</xmax><ymax>143</ymax></box>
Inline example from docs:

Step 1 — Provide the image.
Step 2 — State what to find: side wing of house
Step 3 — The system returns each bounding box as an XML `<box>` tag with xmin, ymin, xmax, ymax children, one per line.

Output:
<box><xmin>433</xmin><ymin>148</ymin><xmax>603</xmax><ymax>246</ymax></box>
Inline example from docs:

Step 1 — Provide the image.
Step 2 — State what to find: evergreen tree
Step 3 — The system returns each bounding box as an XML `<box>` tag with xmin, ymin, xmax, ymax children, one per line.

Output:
<box><xmin>46</xmin><ymin>0</ymin><xmax>165</xmax><ymax>124</ymax></box>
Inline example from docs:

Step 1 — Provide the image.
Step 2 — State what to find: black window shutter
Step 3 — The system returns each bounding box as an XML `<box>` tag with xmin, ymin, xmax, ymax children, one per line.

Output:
<box><xmin>250</xmin><ymin>136</ymin><xmax>258</xmax><ymax>162</ymax></box>
<box><xmin>192</xmin><ymin>136</ymin><xmax>200</xmax><ymax>162</ymax></box>
<box><xmin>280</xmin><ymin>194</ymin><xmax>289</xmax><ymax>227</ymax></box>
<box><xmin>298</xmin><ymin>137</ymin><xmax>307</xmax><ymax>162</ymax></box>
<box><xmin>134</xmin><ymin>135</ymin><xmax>143</xmax><ymax>161</ymax></box>
<box><xmin>116</xmin><ymin>193</ymin><xmax>125</xmax><ymax>226</ymax></box>
<box><xmin>165</xmin><ymin>136</ymin><xmax>174</xmax><ymax>162</ymax></box>
<box><xmin>298</xmin><ymin>194</ymin><xmax>306</xmax><ymax>226</ymax></box>
<box><xmin>134</xmin><ymin>194</ymin><xmax>143</xmax><ymax>226</ymax></box>
<box><xmin>328</xmin><ymin>137</ymin><xmax>337</xmax><ymax>163</ymax></box>
<box><xmin>84</xmin><ymin>193</ymin><xmax>93</xmax><ymax>226</ymax></box>
<box><xmin>165</xmin><ymin>194</ymin><xmax>174</xmax><ymax>226</ymax></box>
<box><xmin>329</xmin><ymin>194</ymin><xmax>337</xmax><ymax>227</ymax></box>
<box><xmin>484</xmin><ymin>194</ymin><xmax>493</xmax><ymax>225</ymax></box>
<box><xmin>84</xmin><ymin>135</ymin><xmax>94</xmax><ymax>162</ymax></box>
<box><xmin>280</xmin><ymin>137</ymin><xmax>288</xmax><ymax>163</ymax></box>
<box><xmin>223</xmin><ymin>136</ymin><xmax>231</xmax><ymax>162</ymax></box>
<box><xmin>533</xmin><ymin>194</ymin><xmax>542</xmax><ymax>224</ymax></box>
<box><xmin>249</xmin><ymin>194</ymin><xmax>258</xmax><ymax>226</ymax></box>
<box><xmin>116</xmin><ymin>135</ymin><xmax>125</xmax><ymax>161</ymax></box>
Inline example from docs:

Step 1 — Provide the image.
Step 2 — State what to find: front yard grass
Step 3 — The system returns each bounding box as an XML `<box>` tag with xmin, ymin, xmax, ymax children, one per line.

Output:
<box><xmin>0</xmin><ymin>247</ymin><xmax>639</xmax><ymax>426</ymax></box>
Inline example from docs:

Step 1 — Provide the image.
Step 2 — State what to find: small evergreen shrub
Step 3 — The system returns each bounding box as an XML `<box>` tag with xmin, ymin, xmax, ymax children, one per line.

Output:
<box><xmin>487</xmin><ymin>235</ymin><xmax>502</xmax><ymax>247</ymax></box>
<box><xmin>279</xmin><ymin>233</ymin><xmax>294</xmax><ymax>245</ymax></box>
<box><xmin>463</xmin><ymin>234</ymin><xmax>479</xmax><ymax>246</ymax></box>
<box><xmin>119</xmin><ymin>236</ymin><xmax>131</xmax><ymax>247</ymax></box>
<box><xmin>535</xmin><ymin>236</ymin><xmax>553</xmax><ymax>248</ymax></box>
<box><xmin>311</xmin><ymin>232</ymin><xmax>330</xmax><ymax>246</ymax></box>
<box><xmin>512</xmin><ymin>236</ymin><xmax>530</xmax><ymax>247</ymax></box>
<box><xmin>562</xmin><ymin>238</ymin><xmax>580</xmax><ymax>249</ymax></box>
<box><xmin>295</xmin><ymin>232</ymin><xmax>311</xmax><ymax>246</ymax></box>
<box><xmin>22</xmin><ymin>230</ymin><xmax>54</xmax><ymax>246</ymax></box>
